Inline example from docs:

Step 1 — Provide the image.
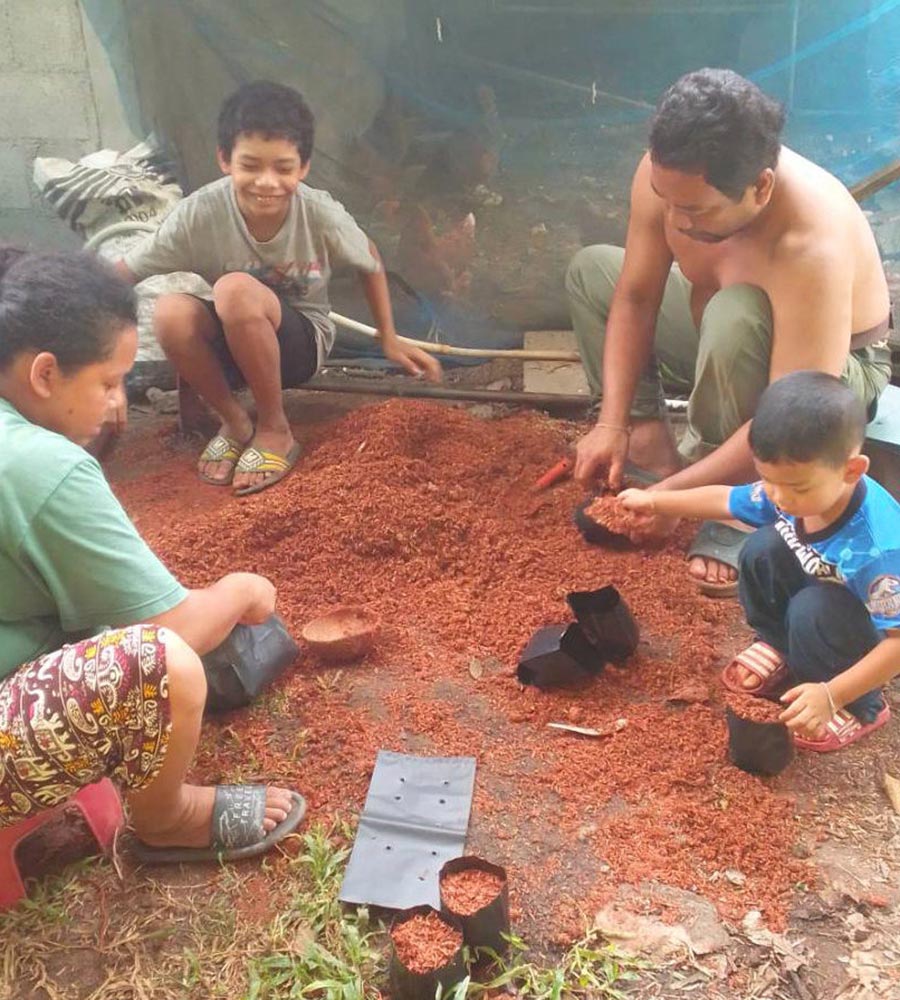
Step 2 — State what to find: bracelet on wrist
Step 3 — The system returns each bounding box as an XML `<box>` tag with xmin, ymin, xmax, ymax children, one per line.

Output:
<box><xmin>820</xmin><ymin>682</ymin><xmax>837</xmax><ymax>717</ymax></box>
<box><xmin>596</xmin><ymin>421</ymin><xmax>632</xmax><ymax>437</ymax></box>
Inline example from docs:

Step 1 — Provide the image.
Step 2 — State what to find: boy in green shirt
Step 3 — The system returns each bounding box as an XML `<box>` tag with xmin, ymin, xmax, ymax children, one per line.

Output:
<box><xmin>0</xmin><ymin>247</ymin><xmax>303</xmax><ymax>864</ymax></box>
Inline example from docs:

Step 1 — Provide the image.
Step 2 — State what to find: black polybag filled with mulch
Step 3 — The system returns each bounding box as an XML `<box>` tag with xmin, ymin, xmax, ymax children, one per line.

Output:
<box><xmin>201</xmin><ymin>614</ymin><xmax>299</xmax><ymax>713</ymax></box>
<box><xmin>726</xmin><ymin>708</ymin><xmax>794</xmax><ymax>776</ymax></box>
<box><xmin>440</xmin><ymin>855</ymin><xmax>510</xmax><ymax>956</ymax></box>
<box><xmin>389</xmin><ymin>906</ymin><xmax>466</xmax><ymax>1000</ymax></box>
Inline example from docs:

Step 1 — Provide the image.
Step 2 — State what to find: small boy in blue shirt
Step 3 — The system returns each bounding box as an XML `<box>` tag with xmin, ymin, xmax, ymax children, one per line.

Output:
<box><xmin>619</xmin><ymin>371</ymin><xmax>899</xmax><ymax>752</ymax></box>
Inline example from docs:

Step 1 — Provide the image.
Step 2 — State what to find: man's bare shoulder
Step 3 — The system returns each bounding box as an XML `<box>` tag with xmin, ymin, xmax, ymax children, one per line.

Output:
<box><xmin>629</xmin><ymin>153</ymin><xmax>665</xmax><ymax>223</ymax></box>
<box><xmin>770</xmin><ymin>150</ymin><xmax>863</xmax><ymax>257</ymax></box>
<box><xmin>630</xmin><ymin>152</ymin><xmax>654</xmax><ymax>199</ymax></box>
<box><xmin>777</xmin><ymin>149</ymin><xmax>864</xmax><ymax>235</ymax></box>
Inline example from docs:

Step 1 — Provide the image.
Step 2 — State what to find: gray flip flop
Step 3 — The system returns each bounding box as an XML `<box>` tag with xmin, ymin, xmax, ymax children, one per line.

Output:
<box><xmin>132</xmin><ymin>785</ymin><xmax>307</xmax><ymax>865</ymax></box>
<box><xmin>686</xmin><ymin>520</ymin><xmax>751</xmax><ymax>598</ymax></box>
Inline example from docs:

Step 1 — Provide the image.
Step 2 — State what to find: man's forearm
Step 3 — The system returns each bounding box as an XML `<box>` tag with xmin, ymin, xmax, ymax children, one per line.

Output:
<box><xmin>828</xmin><ymin>636</ymin><xmax>900</xmax><ymax>710</ymax></box>
<box><xmin>653</xmin><ymin>422</ymin><xmax>757</xmax><ymax>492</ymax></box>
<box><xmin>598</xmin><ymin>296</ymin><xmax>658</xmax><ymax>424</ymax></box>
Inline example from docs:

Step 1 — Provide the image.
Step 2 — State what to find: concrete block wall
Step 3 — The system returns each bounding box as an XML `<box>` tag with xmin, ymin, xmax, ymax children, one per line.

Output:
<box><xmin>0</xmin><ymin>0</ymin><xmax>100</xmax><ymax>247</ymax></box>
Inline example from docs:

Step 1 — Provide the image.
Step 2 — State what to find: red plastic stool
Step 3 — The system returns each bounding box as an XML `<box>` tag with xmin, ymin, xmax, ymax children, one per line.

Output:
<box><xmin>0</xmin><ymin>778</ymin><xmax>124</xmax><ymax>910</ymax></box>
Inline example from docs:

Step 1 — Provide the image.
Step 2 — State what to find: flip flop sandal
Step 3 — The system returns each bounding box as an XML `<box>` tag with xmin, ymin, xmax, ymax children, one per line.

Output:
<box><xmin>722</xmin><ymin>641</ymin><xmax>788</xmax><ymax>696</ymax></box>
<box><xmin>687</xmin><ymin>521</ymin><xmax>751</xmax><ymax>598</ymax></box>
<box><xmin>793</xmin><ymin>703</ymin><xmax>890</xmax><ymax>753</ymax></box>
<box><xmin>131</xmin><ymin>785</ymin><xmax>307</xmax><ymax>864</ymax></box>
<box><xmin>198</xmin><ymin>434</ymin><xmax>247</xmax><ymax>486</ymax></box>
<box><xmin>233</xmin><ymin>441</ymin><xmax>302</xmax><ymax>497</ymax></box>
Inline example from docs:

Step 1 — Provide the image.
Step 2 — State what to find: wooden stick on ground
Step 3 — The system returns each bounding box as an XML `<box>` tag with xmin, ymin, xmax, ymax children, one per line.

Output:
<box><xmin>329</xmin><ymin>311</ymin><xmax>580</xmax><ymax>361</ymax></box>
<box><xmin>883</xmin><ymin>772</ymin><xmax>900</xmax><ymax>815</ymax></box>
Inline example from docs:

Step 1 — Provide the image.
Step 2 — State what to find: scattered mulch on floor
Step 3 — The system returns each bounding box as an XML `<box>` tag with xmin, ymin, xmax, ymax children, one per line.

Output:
<box><xmin>584</xmin><ymin>495</ymin><xmax>639</xmax><ymax>539</ymax></box>
<box><xmin>667</xmin><ymin>681</ymin><xmax>710</xmax><ymax>704</ymax></box>
<box><xmin>113</xmin><ymin>399</ymin><xmax>813</xmax><ymax>937</ymax></box>
<box><xmin>726</xmin><ymin>692</ymin><xmax>786</xmax><ymax>724</ymax></box>
<box><xmin>391</xmin><ymin>911</ymin><xmax>462</xmax><ymax>973</ymax></box>
<box><xmin>441</xmin><ymin>867</ymin><xmax>505</xmax><ymax>915</ymax></box>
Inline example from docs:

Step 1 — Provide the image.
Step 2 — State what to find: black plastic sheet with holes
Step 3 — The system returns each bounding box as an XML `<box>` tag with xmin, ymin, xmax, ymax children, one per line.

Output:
<box><xmin>339</xmin><ymin>751</ymin><xmax>477</xmax><ymax>910</ymax></box>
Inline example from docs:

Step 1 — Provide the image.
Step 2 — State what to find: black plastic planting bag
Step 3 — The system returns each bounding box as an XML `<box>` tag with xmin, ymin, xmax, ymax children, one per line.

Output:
<box><xmin>201</xmin><ymin>614</ymin><xmax>299</xmax><ymax>713</ymax></box>
<box><xmin>340</xmin><ymin>752</ymin><xmax>477</xmax><ymax>910</ymax></box>
<box><xmin>573</xmin><ymin>495</ymin><xmax>631</xmax><ymax>546</ymax></box>
<box><xmin>516</xmin><ymin>622</ymin><xmax>604</xmax><ymax>688</ymax></box>
<box><xmin>725</xmin><ymin>709</ymin><xmax>794</xmax><ymax>776</ymax></box>
<box><xmin>566</xmin><ymin>586</ymin><xmax>639</xmax><ymax>662</ymax></box>
<box><xmin>389</xmin><ymin>906</ymin><xmax>467</xmax><ymax>1000</ymax></box>
<box><xmin>440</xmin><ymin>856</ymin><xmax>510</xmax><ymax>956</ymax></box>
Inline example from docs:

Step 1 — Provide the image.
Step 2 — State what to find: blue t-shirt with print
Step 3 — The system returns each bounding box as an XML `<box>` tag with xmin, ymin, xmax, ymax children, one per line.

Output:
<box><xmin>728</xmin><ymin>475</ymin><xmax>900</xmax><ymax>634</ymax></box>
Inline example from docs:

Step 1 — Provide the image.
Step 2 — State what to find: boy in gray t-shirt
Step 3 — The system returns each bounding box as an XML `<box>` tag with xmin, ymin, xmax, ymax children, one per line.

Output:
<box><xmin>120</xmin><ymin>80</ymin><xmax>441</xmax><ymax>495</ymax></box>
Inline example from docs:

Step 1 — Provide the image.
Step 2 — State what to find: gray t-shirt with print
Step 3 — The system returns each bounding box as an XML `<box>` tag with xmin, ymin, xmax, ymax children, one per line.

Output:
<box><xmin>124</xmin><ymin>177</ymin><xmax>379</xmax><ymax>365</ymax></box>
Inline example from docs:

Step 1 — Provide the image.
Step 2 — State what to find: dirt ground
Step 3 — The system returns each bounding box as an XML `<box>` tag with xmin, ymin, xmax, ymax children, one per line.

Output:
<box><xmin>2</xmin><ymin>387</ymin><xmax>899</xmax><ymax>1000</ymax></box>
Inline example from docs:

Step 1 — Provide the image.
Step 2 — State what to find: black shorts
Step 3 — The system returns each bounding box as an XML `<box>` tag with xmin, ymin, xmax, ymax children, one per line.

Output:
<box><xmin>193</xmin><ymin>294</ymin><xmax>320</xmax><ymax>390</ymax></box>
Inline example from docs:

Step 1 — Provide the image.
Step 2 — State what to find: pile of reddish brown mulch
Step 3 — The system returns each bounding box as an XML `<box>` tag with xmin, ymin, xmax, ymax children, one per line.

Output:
<box><xmin>441</xmin><ymin>867</ymin><xmax>505</xmax><ymax>915</ymax></box>
<box><xmin>391</xmin><ymin>911</ymin><xmax>462</xmax><ymax>973</ymax></box>
<box><xmin>114</xmin><ymin>399</ymin><xmax>812</xmax><ymax>936</ymax></box>
<box><xmin>726</xmin><ymin>691</ymin><xmax>786</xmax><ymax>724</ymax></box>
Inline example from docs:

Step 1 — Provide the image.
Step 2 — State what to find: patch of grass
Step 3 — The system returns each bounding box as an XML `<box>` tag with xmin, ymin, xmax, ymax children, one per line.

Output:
<box><xmin>0</xmin><ymin>824</ymin><xmax>647</xmax><ymax>999</ymax></box>
<box><xmin>246</xmin><ymin>826</ymin><xmax>644</xmax><ymax>999</ymax></box>
<box><xmin>455</xmin><ymin>931</ymin><xmax>645</xmax><ymax>999</ymax></box>
<box><xmin>246</xmin><ymin>824</ymin><xmax>386</xmax><ymax>999</ymax></box>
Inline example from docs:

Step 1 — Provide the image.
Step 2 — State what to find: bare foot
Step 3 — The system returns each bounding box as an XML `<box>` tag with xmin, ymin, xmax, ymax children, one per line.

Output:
<box><xmin>628</xmin><ymin>419</ymin><xmax>682</xmax><ymax>481</ymax></box>
<box><xmin>232</xmin><ymin>423</ymin><xmax>297</xmax><ymax>492</ymax></box>
<box><xmin>687</xmin><ymin>520</ymin><xmax>752</xmax><ymax>587</ymax></box>
<box><xmin>134</xmin><ymin>784</ymin><xmax>295</xmax><ymax>848</ymax></box>
<box><xmin>198</xmin><ymin>414</ymin><xmax>254</xmax><ymax>484</ymax></box>
<box><xmin>735</xmin><ymin>664</ymin><xmax>762</xmax><ymax>690</ymax></box>
<box><xmin>688</xmin><ymin>555</ymin><xmax>738</xmax><ymax>587</ymax></box>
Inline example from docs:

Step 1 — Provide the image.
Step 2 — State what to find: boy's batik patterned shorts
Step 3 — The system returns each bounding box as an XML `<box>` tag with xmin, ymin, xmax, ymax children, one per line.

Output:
<box><xmin>0</xmin><ymin>625</ymin><xmax>172</xmax><ymax>825</ymax></box>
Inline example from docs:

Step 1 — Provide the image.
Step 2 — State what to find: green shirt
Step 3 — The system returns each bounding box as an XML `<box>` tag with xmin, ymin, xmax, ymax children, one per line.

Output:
<box><xmin>0</xmin><ymin>398</ymin><xmax>187</xmax><ymax>678</ymax></box>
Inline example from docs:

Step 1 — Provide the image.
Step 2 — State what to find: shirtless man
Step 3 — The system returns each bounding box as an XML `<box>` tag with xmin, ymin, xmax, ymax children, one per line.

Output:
<box><xmin>566</xmin><ymin>68</ymin><xmax>892</xmax><ymax>596</ymax></box>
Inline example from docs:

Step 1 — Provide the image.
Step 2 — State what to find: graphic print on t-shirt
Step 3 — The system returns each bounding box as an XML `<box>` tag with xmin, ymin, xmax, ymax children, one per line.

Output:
<box><xmin>224</xmin><ymin>259</ymin><xmax>325</xmax><ymax>303</ymax></box>
<box><xmin>772</xmin><ymin>518</ymin><xmax>841</xmax><ymax>581</ymax></box>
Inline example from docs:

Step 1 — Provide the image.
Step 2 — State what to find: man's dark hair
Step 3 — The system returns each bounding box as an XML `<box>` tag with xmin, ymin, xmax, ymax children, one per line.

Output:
<box><xmin>217</xmin><ymin>80</ymin><xmax>315</xmax><ymax>162</ymax></box>
<box><xmin>749</xmin><ymin>371</ymin><xmax>866</xmax><ymax>468</ymax></box>
<box><xmin>649</xmin><ymin>68</ymin><xmax>785</xmax><ymax>200</ymax></box>
<box><xmin>0</xmin><ymin>248</ymin><xmax>136</xmax><ymax>372</ymax></box>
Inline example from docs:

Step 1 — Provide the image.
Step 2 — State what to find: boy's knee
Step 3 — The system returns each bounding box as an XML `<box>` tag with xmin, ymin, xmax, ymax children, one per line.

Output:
<box><xmin>700</xmin><ymin>284</ymin><xmax>772</xmax><ymax>361</ymax></box>
<box><xmin>159</xmin><ymin>628</ymin><xmax>207</xmax><ymax>714</ymax></box>
<box><xmin>787</xmin><ymin>584</ymin><xmax>863</xmax><ymax>638</ymax></box>
<box><xmin>213</xmin><ymin>272</ymin><xmax>269</xmax><ymax>321</ymax></box>
<box><xmin>153</xmin><ymin>294</ymin><xmax>207</xmax><ymax>346</ymax></box>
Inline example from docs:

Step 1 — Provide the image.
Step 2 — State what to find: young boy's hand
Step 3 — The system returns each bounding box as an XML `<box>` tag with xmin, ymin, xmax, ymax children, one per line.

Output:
<box><xmin>382</xmin><ymin>339</ymin><xmax>443</xmax><ymax>383</ymax></box>
<box><xmin>779</xmin><ymin>682</ymin><xmax>834</xmax><ymax>737</ymax></box>
<box><xmin>616</xmin><ymin>488</ymin><xmax>677</xmax><ymax>543</ymax></box>
<box><xmin>617</xmin><ymin>488</ymin><xmax>654</xmax><ymax>513</ymax></box>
